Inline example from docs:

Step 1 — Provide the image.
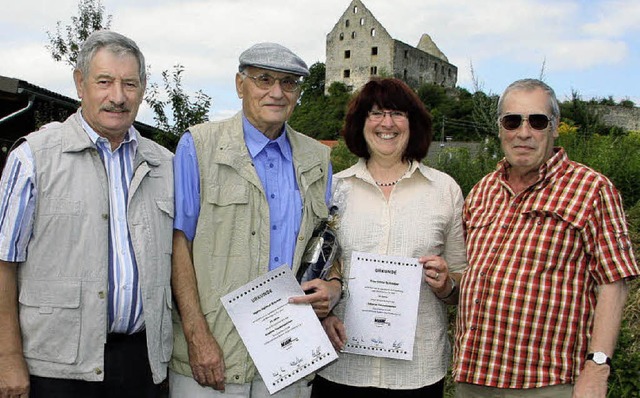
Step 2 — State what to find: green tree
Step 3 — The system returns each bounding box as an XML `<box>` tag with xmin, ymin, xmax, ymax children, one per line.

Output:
<box><xmin>418</xmin><ymin>84</ymin><xmax>482</xmax><ymax>142</ymax></box>
<box><xmin>620</xmin><ymin>99</ymin><xmax>636</xmax><ymax>108</ymax></box>
<box><xmin>145</xmin><ymin>64</ymin><xmax>212</xmax><ymax>151</ymax></box>
<box><xmin>559</xmin><ymin>90</ymin><xmax>606</xmax><ymax>138</ymax></box>
<box><xmin>289</xmin><ymin>63</ymin><xmax>350</xmax><ymax>140</ymax></box>
<box><xmin>46</xmin><ymin>0</ymin><xmax>112</xmax><ymax>68</ymax></box>
<box><xmin>299</xmin><ymin>61</ymin><xmax>326</xmax><ymax>101</ymax></box>
<box><xmin>330</xmin><ymin>138</ymin><xmax>358</xmax><ymax>173</ymax></box>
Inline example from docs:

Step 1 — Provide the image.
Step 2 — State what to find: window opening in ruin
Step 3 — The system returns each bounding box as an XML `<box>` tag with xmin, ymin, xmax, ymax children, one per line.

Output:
<box><xmin>351</xmin><ymin>31</ymin><xmax>356</xmax><ymax>39</ymax></box>
<box><xmin>344</xmin><ymin>69</ymin><xmax>351</xmax><ymax>78</ymax></box>
<box><xmin>371</xmin><ymin>46</ymin><xmax>378</xmax><ymax>55</ymax></box>
<box><xmin>371</xmin><ymin>66</ymin><xmax>378</xmax><ymax>75</ymax></box>
<box><xmin>345</xmin><ymin>50</ymin><xmax>351</xmax><ymax>59</ymax></box>
<box><xmin>339</xmin><ymin>33</ymin><xmax>344</xmax><ymax>41</ymax></box>
<box><xmin>360</xmin><ymin>18</ymin><xmax>365</xmax><ymax>25</ymax></box>
<box><xmin>345</xmin><ymin>19</ymin><xmax>350</xmax><ymax>27</ymax></box>
<box><xmin>371</xmin><ymin>28</ymin><xmax>376</xmax><ymax>37</ymax></box>
<box><xmin>354</xmin><ymin>6</ymin><xmax>358</xmax><ymax>13</ymax></box>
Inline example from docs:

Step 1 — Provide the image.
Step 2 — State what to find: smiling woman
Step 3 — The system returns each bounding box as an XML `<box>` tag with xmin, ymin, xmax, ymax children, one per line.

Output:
<box><xmin>312</xmin><ymin>78</ymin><xmax>468</xmax><ymax>398</ymax></box>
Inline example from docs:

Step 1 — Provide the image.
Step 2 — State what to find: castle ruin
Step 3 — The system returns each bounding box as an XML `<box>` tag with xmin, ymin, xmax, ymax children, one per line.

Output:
<box><xmin>325</xmin><ymin>0</ymin><xmax>457</xmax><ymax>94</ymax></box>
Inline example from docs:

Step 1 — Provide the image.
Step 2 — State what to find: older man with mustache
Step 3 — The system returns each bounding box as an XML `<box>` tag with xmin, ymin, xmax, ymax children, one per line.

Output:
<box><xmin>0</xmin><ymin>30</ymin><xmax>174</xmax><ymax>398</ymax></box>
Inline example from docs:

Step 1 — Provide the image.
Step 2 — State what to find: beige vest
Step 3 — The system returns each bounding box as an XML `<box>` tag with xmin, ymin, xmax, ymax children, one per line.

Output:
<box><xmin>170</xmin><ymin>112</ymin><xmax>331</xmax><ymax>383</ymax></box>
<box><xmin>18</xmin><ymin>111</ymin><xmax>174</xmax><ymax>383</ymax></box>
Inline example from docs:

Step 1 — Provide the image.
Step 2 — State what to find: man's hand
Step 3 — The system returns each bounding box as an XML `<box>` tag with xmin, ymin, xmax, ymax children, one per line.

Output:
<box><xmin>288</xmin><ymin>278</ymin><xmax>342</xmax><ymax>318</ymax></box>
<box><xmin>321</xmin><ymin>314</ymin><xmax>346</xmax><ymax>352</ymax></box>
<box><xmin>572</xmin><ymin>361</ymin><xmax>609</xmax><ymax>398</ymax></box>
<box><xmin>0</xmin><ymin>262</ymin><xmax>29</xmax><ymax>398</ymax></box>
<box><xmin>0</xmin><ymin>353</ymin><xmax>29</xmax><ymax>398</ymax></box>
<box><xmin>186</xmin><ymin>325</ymin><xmax>226</xmax><ymax>391</ymax></box>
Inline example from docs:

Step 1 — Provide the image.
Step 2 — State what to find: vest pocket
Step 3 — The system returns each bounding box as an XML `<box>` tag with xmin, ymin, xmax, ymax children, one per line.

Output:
<box><xmin>18</xmin><ymin>280</ymin><xmax>81</xmax><ymax>364</ymax></box>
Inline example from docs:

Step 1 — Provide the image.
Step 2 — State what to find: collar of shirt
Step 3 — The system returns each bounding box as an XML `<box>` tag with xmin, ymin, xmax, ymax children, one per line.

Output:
<box><xmin>341</xmin><ymin>158</ymin><xmax>436</xmax><ymax>184</ymax></box>
<box><xmin>242</xmin><ymin>114</ymin><xmax>292</xmax><ymax>161</ymax></box>
<box><xmin>79</xmin><ymin>110</ymin><xmax>139</xmax><ymax>154</ymax></box>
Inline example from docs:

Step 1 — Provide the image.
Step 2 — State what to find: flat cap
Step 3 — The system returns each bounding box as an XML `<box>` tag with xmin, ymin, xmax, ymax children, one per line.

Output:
<box><xmin>239</xmin><ymin>42</ymin><xmax>309</xmax><ymax>77</ymax></box>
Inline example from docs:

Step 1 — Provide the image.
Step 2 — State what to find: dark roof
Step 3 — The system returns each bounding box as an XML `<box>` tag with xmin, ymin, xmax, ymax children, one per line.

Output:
<box><xmin>0</xmin><ymin>74</ymin><xmax>161</xmax><ymax>140</ymax></box>
<box><xmin>0</xmin><ymin>75</ymin><xmax>79</xmax><ymax>109</ymax></box>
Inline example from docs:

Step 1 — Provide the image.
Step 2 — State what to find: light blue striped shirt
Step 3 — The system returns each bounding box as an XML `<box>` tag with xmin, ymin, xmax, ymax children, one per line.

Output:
<box><xmin>0</xmin><ymin>113</ymin><xmax>143</xmax><ymax>334</ymax></box>
<box><xmin>173</xmin><ymin>115</ymin><xmax>332</xmax><ymax>271</ymax></box>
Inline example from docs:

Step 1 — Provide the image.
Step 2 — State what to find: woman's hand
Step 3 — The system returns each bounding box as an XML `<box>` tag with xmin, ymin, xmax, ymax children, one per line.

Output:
<box><xmin>420</xmin><ymin>255</ymin><xmax>453</xmax><ymax>299</ymax></box>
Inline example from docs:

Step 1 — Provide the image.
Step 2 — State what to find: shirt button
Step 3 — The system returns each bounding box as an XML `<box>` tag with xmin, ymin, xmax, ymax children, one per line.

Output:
<box><xmin>470</xmin><ymin>326</ymin><xmax>477</xmax><ymax>331</ymax></box>
<box><xmin>95</xmin><ymin>368</ymin><xmax>103</xmax><ymax>375</ymax></box>
<box><xmin>272</xmin><ymin>225</ymin><xmax>277</xmax><ymax>230</ymax></box>
<box><xmin>269</xmin><ymin>163</ymin><xmax>274</xmax><ymax>168</ymax></box>
<box><xmin>475</xmin><ymin>299</ymin><xmax>480</xmax><ymax>304</ymax></box>
<box><xmin>251</xmin><ymin>231</ymin><xmax>256</xmax><ymax>235</ymax></box>
<box><xmin>98</xmin><ymin>291</ymin><xmax>106</xmax><ymax>299</ymax></box>
<box><xmin>102</xmin><ymin>214</ymin><xmax>109</xmax><ymax>220</ymax></box>
<box><xmin>298</xmin><ymin>236</ymin><xmax>304</xmax><ymax>241</ymax></box>
<box><xmin>274</xmin><ymin>257</ymin><xmax>279</xmax><ymax>262</ymax></box>
<box><xmin>270</xmin><ymin>194</ymin><xmax>275</xmax><ymax>199</ymax></box>
<box><xmin>234</xmin><ymin>375</ymin><xmax>240</xmax><ymax>380</ymax></box>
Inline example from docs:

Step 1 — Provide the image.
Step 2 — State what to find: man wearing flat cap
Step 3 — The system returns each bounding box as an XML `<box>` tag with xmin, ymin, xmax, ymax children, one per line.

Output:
<box><xmin>169</xmin><ymin>42</ymin><xmax>341</xmax><ymax>397</ymax></box>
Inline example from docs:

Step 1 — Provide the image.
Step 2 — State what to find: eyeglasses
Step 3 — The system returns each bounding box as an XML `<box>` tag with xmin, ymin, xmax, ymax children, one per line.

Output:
<box><xmin>499</xmin><ymin>114</ymin><xmax>553</xmax><ymax>131</ymax></box>
<box><xmin>368</xmin><ymin>110</ymin><xmax>408</xmax><ymax>122</ymax></box>
<box><xmin>241</xmin><ymin>72</ymin><xmax>301</xmax><ymax>92</ymax></box>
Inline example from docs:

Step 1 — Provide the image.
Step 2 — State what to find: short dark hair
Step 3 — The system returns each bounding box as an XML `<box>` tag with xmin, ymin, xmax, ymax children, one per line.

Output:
<box><xmin>342</xmin><ymin>78</ymin><xmax>432</xmax><ymax>162</ymax></box>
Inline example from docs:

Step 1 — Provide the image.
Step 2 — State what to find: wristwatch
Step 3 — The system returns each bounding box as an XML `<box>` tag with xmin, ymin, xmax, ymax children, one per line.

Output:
<box><xmin>586</xmin><ymin>352</ymin><xmax>612</xmax><ymax>367</ymax></box>
<box><xmin>327</xmin><ymin>277</ymin><xmax>346</xmax><ymax>299</ymax></box>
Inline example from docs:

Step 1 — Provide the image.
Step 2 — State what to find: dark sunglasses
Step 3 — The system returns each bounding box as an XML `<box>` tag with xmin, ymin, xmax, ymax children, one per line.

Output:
<box><xmin>499</xmin><ymin>114</ymin><xmax>553</xmax><ymax>131</ymax></box>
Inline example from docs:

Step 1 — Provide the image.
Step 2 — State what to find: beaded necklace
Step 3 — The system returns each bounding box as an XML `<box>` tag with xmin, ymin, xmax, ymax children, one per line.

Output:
<box><xmin>375</xmin><ymin>179</ymin><xmax>401</xmax><ymax>187</ymax></box>
<box><xmin>374</xmin><ymin>163</ymin><xmax>411</xmax><ymax>187</ymax></box>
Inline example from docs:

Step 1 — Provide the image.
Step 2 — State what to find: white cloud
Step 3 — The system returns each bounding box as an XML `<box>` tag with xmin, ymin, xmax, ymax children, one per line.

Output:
<box><xmin>582</xmin><ymin>0</ymin><xmax>640</xmax><ymax>37</ymax></box>
<box><xmin>547</xmin><ymin>39</ymin><xmax>628</xmax><ymax>69</ymax></box>
<box><xmin>1</xmin><ymin>0</ymin><xmax>638</xmax><ymax>127</ymax></box>
<box><xmin>0</xmin><ymin>43</ymin><xmax>75</xmax><ymax>98</ymax></box>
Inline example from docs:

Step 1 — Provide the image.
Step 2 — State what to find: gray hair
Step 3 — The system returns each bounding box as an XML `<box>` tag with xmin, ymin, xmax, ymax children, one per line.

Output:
<box><xmin>497</xmin><ymin>78</ymin><xmax>560</xmax><ymax>129</ymax></box>
<box><xmin>76</xmin><ymin>30</ymin><xmax>146</xmax><ymax>86</ymax></box>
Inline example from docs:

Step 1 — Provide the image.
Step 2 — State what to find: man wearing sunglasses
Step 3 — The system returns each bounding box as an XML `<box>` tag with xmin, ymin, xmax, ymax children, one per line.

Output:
<box><xmin>169</xmin><ymin>42</ymin><xmax>340</xmax><ymax>398</ymax></box>
<box><xmin>453</xmin><ymin>79</ymin><xmax>638</xmax><ymax>398</ymax></box>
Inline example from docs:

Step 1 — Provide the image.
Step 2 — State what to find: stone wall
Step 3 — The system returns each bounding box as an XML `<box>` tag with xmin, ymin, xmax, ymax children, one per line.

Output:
<box><xmin>592</xmin><ymin>105</ymin><xmax>640</xmax><ymax>131</ymax></box>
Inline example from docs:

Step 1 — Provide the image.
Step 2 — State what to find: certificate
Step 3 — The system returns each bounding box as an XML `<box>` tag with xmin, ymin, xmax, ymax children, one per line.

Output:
<box><xmin>221</xmin><ymin>265</ymin><xmax>338</xmax><ymax>394</ymax></box>
<box><xmin>342</xmin><ymin>251</ymin><xmax>422</xmax><ymax>360</ymax></box>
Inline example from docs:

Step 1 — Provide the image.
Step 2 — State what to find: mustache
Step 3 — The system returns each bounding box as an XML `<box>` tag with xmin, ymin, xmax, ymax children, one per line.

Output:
<box><xmin>101</xmin><ymin>104</ymin><xmax>130</xmax><ymax>112</ymax></box>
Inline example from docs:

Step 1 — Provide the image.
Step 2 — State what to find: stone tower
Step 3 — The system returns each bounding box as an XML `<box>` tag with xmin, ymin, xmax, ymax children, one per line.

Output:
<box><xmin>325</xmin><ymin>0</ymin><xmax>457</xmax><ymax>94</ymax></box>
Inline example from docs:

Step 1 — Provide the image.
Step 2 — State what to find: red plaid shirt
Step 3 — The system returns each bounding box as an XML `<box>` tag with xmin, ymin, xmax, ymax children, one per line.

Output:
<box><xmin>454</xmin><ymin>148</ymin><xmax>639</xmax><ymax>389</ymax></box>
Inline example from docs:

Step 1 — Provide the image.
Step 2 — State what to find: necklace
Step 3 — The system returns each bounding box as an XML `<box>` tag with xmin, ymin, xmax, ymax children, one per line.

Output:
<box><xmin>374</xmin><ymin>163</ymin><xmax>412</xmax><ymax>187</ymax></box>
<box><xmin>375</xmin><ymin>179</ymin><xmax>401</xmax><ymax>187</ymax></box>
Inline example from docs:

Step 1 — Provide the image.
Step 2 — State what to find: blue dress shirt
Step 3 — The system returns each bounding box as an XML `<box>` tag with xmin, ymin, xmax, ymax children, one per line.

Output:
<box><xmin>173</xmin><ymin>115</ymin><xmax>332</xmax><ymax>271</ymax></box>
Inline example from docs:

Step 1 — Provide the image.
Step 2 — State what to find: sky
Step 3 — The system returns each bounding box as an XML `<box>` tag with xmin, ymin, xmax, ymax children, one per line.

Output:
<box><xmin>2</xmin><ymin>0</ymin><xmax>639</xmax><ymax>126</ymax></box>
